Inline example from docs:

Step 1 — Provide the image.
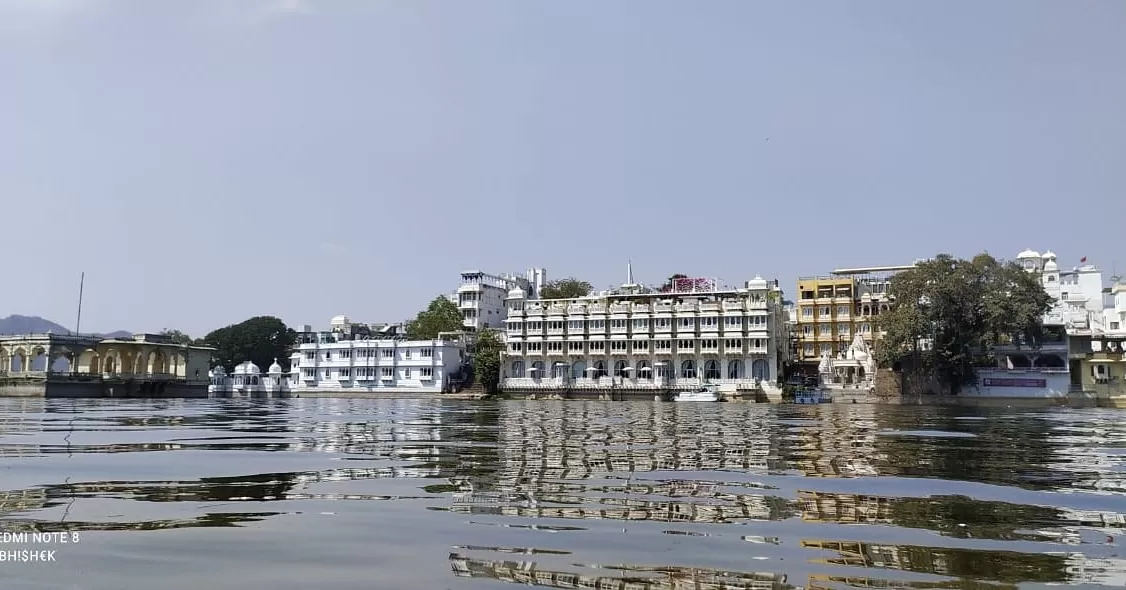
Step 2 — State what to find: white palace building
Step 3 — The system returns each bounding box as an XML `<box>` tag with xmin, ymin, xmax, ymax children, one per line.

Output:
<box><xmin>500</xmin><ymin>267</ymin><xmax>790</xmax><ymax>396</ymax></box>
<box><xmin>210</xmin><ymin>315</ymin><xmax>468</xmax><ymax>397</ymax></box>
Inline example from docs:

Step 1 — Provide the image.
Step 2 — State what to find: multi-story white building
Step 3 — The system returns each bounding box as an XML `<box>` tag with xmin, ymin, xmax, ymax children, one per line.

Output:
<box><xmin>455</xmin><ymin>268</ymin><xmax>546</xmax><ymax>332</ymax></box>
<box><xmin>287</xmin><ymin>315</ymin><xmax>468</xmax><ymax>394</ymax></box>
<box><xmin>500</xmin><ymin>271</ymin><xmax>789</xmax><ymax>395</ymax></box>
<box><xmin>971</xmin><ymin>249</ymin><xmax>1116</xmax><ymax>399</ymax></box>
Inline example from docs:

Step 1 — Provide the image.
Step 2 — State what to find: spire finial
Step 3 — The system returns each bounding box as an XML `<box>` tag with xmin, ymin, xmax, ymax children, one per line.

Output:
<box><xmin>627</xmin><ymin>259</ymin><xmax>634</xmax><ymax>284</ymax></box>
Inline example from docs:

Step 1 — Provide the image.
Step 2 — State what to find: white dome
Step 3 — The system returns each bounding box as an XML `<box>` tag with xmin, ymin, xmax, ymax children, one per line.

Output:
<box><xmin>1043</xmin><ymin>259</ymin><xmax>1058</xmax><ymax>272</ymax></box>
<box><xmin>746</xmin><ymin>275</ymin><xmax>769</xmax><ymax>289</ymax></box>
<box><xmin>330</xmin><ymin>315</ymin><xmax>351</xmax><ymax>326</ymax></box>
<box><xmin>1042</xmin><ymin>250</ymin><xmax>1057</xmax><ymax>260</ymax></box>
<box><xmin>268</xmin><ymin>358</ymin><xmax>283</xmax><ymax>374</ymax></box>
<box><xmin>854</xmin><ymin>350</ymin><xmax>869</xmax><ymax>362</ymax></box>
<box><xmin>1017</xmin><ymin>248</ymin><xmax>1041</xmax><ymax>259</ymax></box>
<box><xmin>233</xmin><ymin>360</ymin><xmax>260</xmax><ymax>375</ymax></box>
<box><xmin>208</xmin><ymin>367</ymin><xmax>226</xmax><ymax>377</ymax></box>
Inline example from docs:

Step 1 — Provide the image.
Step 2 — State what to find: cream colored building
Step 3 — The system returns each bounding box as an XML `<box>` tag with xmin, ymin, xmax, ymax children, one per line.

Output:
<box><xmin>501</xmin><ymin>269</ymin><xmax>789</xmax><ymax>395</ymax></box>
<box><xmin>0</xmin><ymin>332</ymin><xmax>213</xmax><ymax>397</ymax></box>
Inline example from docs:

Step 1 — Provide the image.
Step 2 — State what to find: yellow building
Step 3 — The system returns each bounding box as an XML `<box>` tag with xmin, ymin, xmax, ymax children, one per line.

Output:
<box><xmin>794</xmin><ymin>265</ymin><xmax>915</xmax><ymax>369</ymax></box>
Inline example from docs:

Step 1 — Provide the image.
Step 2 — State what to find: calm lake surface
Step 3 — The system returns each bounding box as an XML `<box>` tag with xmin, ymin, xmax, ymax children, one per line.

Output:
<box><xmin>1</xmin><ymin>399</ymin><xmax>1124</xmax><ymax>589</ymax></box>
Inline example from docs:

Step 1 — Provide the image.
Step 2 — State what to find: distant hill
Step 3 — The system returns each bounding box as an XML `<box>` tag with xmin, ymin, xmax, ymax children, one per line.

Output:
<box><xmin>0</xmin><ymin>315</ymin><xmax>132</xmax><ymax>339</ymax></box>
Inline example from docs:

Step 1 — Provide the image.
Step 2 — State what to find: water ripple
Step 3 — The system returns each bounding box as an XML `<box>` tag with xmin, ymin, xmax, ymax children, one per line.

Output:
<box><xmin>1</xmin><ymin>399</ymin><xmax>1124</xmax><ymax>588</ymax></box>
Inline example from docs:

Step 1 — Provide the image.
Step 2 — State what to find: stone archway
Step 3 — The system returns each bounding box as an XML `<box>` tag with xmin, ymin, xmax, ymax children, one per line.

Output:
<box><xmin>102</xmin><ymin>349</ymin><xmax>119</xmax><ymax>374</ymax></box>
<box><xmin>148</xmin><ymin>350</ymin><xmax>168</xmax><ymax>374</ymax></box>
<box><xmin>9</xmin><ymin>347</ymin><xmax>29</xmax><ymax>372</ymax></box>
<box><xmin>78</xmin><ymin>350</ymin><xmax>101</xmax><ymax>374</ymax></box>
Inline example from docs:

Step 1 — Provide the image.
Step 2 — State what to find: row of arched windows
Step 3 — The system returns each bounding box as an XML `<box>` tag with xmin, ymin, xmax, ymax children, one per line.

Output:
<box><xmin>510</xmin><ymin>359</ymin><xmax>769</xmax><ymax>381</ymax></box>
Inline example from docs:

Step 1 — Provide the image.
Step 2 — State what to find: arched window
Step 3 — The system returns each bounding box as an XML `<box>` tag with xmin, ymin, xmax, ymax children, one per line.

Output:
<box><xmin>614</xmin><ymin>360</ymin><xmax>629</xmax><ymax>378</ymax></box>
<box><xmin>530</xmin><ymin>360</ymin><xmax>545</xmax><ymax>377</ymax></box>
<box><xmin>703</xmin><ymin>360</ymin><xmax>720</xmax><ymax>380</ymax></box>
<box><xmin>680</xmin><ymin>360</ymin><xmax>696</xmax><ymax>379</ymax></box>
<box><xmin>751</xmin><ymin>359</ymin><xmax>769</xmax><ymax>381</ymax></box>
<box><xmin>571</xmin><ymin>361</ymin><xmax>587</xmax><ymax>379</ymax></box>
<box><xmin>552</xmin><ymin>362</ymin><xmax>568</xmax><ymax>378</ymax></box>
<box><xmin>594</xmin><ymin>360</ymin><xmax>607</xmax><ymax>378</ymax></box>
<box><xmin>727</xmin><ymin>359</ymin><xmax>744</xmax><ymax>379</ymax></box>
<box><xmin>512</xmin><ymin>360</ymin><xmax>525</xmax><ymax>378</ymax></box>
<box><xmin>636</xmin><ymin>360</ymin><xmax>651</xmax><ymax>379</ymax></box>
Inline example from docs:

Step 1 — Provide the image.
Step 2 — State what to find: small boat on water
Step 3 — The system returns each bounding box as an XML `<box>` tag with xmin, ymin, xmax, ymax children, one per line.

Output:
<box><xmin>675</xmin><ymin>385</ymin><xmax>720</xmax><ymax>402</ymax></box>
<box><xmin>793</xmin><ymin>388</ymin><xmax>831</xmax><ymax>404</ymax></box>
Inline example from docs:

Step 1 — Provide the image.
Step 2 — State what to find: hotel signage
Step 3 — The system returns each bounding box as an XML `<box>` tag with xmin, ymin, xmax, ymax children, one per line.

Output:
<box><xmin>982</xmin><ymin>378</ymin><xmax>1047</xmax><ymax>388</ymax></box>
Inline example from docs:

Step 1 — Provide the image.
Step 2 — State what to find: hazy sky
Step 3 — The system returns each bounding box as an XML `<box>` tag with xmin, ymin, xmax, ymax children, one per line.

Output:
<box><xmin>1</xmin><ymin>0</ymin><xmax>1123</xmax><ymax>336</ymax></box>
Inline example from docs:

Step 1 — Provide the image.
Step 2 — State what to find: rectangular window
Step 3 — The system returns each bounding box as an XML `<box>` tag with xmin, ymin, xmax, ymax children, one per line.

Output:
<box><xmin>340</xmin><ymin>368</ymin><xmax>351</xmax><ymax>378</ymax></box>
<box><xmin>420</xmin><ymin>367</ymin><xmax>433</xmax><ymax>379</ymax></box>
<box><xmin>381</xmin><ymin>349</ymin><xmax>394</xmax><ymax>358</ymax></box>
<box><xmin>404</xmin><ymin>368</ymin><xmax>412</xmax><ymax>378</ymax></box>
<box><xmin>381</xmin><ymin>367</ymin><xmax>393</xmax><ymax>378</ymax></box>
<box><xmin>420</xmin><ymin>348</ymin><xmax>433</xmax><ymax>357</ymax></box>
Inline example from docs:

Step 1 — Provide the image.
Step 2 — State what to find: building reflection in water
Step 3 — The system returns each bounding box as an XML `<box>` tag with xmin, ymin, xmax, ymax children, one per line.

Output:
<box><xmin>5</xmin><ymin>398</ymin><xmax>1126</xmax><ymax>588</ymax></box>
<box><xmin>444</xmin><ymin>402</ymin><xmax>1126</xmax><ymax>589</ymax></box>
<box><xmin>450</xmin><ymin>553</ymin><xmax>795</xmax><ymax>590</ymax></box>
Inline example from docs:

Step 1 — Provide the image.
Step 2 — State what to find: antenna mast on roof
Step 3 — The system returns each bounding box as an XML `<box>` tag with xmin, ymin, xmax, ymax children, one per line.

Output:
<box><xmin>75</xmin><ymin>272</ymin><xmax>85</xmax><ymax>336</ymax></box>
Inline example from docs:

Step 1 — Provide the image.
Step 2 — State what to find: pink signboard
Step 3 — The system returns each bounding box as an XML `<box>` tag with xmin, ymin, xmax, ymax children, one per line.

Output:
<box><xmin>667</xmin><ymin>277</ymin><xmax>717</xmax><ymax>293</ymax></box>
<box><xmin>981</xmin><ymin>378</ymin><xmax>1047</xmax><ymax>388</ymax></box>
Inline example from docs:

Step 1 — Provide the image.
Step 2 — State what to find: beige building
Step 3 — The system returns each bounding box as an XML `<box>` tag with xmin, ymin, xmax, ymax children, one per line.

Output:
<box><xmin>0</xmin><ymin>332</ymin><xmax>213</xmax><ymax>397</ymax></box>
<box><xmin>793</xmin><ymin>264</ymin><xmax>915</xmax><ymax>372</ymax></box>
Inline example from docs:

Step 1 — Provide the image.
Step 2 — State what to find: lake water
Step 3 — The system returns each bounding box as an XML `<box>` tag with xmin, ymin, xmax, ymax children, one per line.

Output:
<box><xmin>1</xmin><ymin>399</ymin><xmax>1124</xmax><ymax>589</ymax></box>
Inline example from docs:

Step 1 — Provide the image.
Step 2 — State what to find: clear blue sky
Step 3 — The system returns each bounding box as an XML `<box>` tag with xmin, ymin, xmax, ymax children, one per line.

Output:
<box><xmin>1</xmin><ymin>0</ymin><xmax>1123</xmax><ymax>337</ymax></box>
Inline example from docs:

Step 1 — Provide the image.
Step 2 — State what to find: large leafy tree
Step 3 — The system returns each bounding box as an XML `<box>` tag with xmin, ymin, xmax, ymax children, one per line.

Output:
<box><xmin>875</xmin><ymin>253</ymin><xmax>1053</xmax><ymax>393</ymax></box>
<box><xmin>405</xmin><ymin>296</ymin><xmax>463</xmax><ymax>339</ymax></box>
<box><xmin>160</xmin><ymin>328</ymin><xmax>198</xmax><ymax>346</ymax></box>
<box><xmin>202</xmin><ymin>316</ymin><xmax>297</xmax><ymax>372</ymax></box>
<box><xmin>473</xmin><ymin>327</ymin><xmax>504</xmax><ymax>393</ymax></box>
<box><xmin>539</xmin><ymin>278</ymin><xmax>592</xmax><ymax>299</ymax></box>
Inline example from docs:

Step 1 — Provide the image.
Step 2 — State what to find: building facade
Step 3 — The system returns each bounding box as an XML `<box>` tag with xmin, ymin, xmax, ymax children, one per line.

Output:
<box><xmin>455</xmin><ymin>268</ymin><xmax>546</xmax><ymax>332</ymax></box>
<box><xmin>287</xmin><ymin>316</ymin><xmax>468</xmax><ymax>394</ymax></box>
<box><xmin>209</xmin><ymin>359</ymin><xmax>289</xmax><ymax>397</ymax></box>
<box><xmin>970</xmin><ymin>249</ymin><xmax>1122</xmax><ymax>400</ymax></box>
<box><xmin>500</xmin><ymin>273</ymin><xmax>789</xmax><ymax>394</ymax></box>
<box><xmin>793</xmin><ymin>265</ymin><xmax>915</xmax><ymax>369</ymax></box>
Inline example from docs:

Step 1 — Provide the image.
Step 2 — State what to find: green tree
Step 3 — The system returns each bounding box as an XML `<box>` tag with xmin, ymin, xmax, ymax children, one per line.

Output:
<box><xmin>405</xmin><ymin>296</ymin><xmax>463</xmax><ymax>339</ymax></box>
<box><xmin>159</xmin><ymin>329</ymin><xmax>197</xmax><ymax>345</ymax></box>
<box><xmin>539</xmin><ymin>278</ymin><xmax>592</xmax><ymax>299</ymax></box>
<box><xmin>202</xmin><ymin>316</ymin><xmax>297</xmax><ymax>372</ymax></box>
<box><xmin>660</xmin><ymin>273</ymin><xmax>689</xmax><ymax>291</ymax></box>
<box><xmin>875</xmin><ymin>253</ymin><xmax>1053</xmax><ymax>393</ymax></box>
<box><xmin>473</xmin><ymin>327</ymin><xmax>504</xmax><ymax>393</ymax></box>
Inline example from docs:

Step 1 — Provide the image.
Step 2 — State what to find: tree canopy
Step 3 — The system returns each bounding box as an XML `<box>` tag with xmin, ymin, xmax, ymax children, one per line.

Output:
<box><xmin>405</xmin><ymin>296</ymin><xmax>463</xmax><ymax>339</ymax></box>
<box><xmin>160</xmin><ymin>329</ymin><xmax>198</xmax><ymax>346</ymax></box>
<box><xmin>875</xmin><ymin>253</ymin><xmax>1054</xmax><ymax>392</ymax></box>
<box><xmin>539</xmin><ymin>278</ymin><xmax>592</xmax><ymax>300</ymax></box>
<box><xmin>202</xmin><ymin>316</ymin><xmax>297</xmax><ymax>372</ymax></box>
<box><xmin>473</xmin><ymin>327</ymin><xmax>504</xmax><ymax>394</ymax></box>
<box><xmin>660</xmin><ymin>273</ymin><xmax>689</xmax><ymax>292</ymax></box>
